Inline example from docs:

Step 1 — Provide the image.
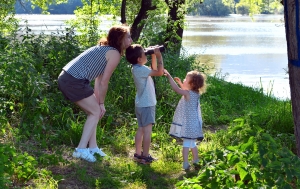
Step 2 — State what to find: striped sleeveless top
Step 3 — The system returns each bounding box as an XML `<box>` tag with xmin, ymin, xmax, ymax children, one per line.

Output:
<box><xmin>63</xmin><ymin>45</ymin><xmax>118</xmax><ymax>81</ymax></box>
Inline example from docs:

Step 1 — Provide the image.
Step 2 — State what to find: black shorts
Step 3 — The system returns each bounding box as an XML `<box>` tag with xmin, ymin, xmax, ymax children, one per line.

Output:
<box><xmin>57</xmin><ymin>71</ymin><xmax>94</xmax><ymax>102</ymax></box>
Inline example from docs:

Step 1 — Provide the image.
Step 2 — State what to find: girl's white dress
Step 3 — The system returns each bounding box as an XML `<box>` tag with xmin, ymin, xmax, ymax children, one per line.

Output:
<box><xmin>170</xmin><ymin>90</ymin><xmax>203</xmax><ymax>140</ymax></box>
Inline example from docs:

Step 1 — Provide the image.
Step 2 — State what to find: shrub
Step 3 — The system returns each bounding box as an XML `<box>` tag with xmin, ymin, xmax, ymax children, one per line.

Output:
<box><xmin>236</xmin><ymin>2</ymin><xmax>250</xmax><ymax>15</ymax></box>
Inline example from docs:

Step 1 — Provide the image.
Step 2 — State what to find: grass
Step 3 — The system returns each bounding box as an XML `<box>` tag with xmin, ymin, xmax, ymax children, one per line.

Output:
<box><xmin>3</xmin><ymin>76</ymin><xmax>295</xmax><ymax>188</ymax></box>
<box><xmin>0</xmin><ymin>29</ymin><xmax>298</xmax><ymax>188</ymax></box>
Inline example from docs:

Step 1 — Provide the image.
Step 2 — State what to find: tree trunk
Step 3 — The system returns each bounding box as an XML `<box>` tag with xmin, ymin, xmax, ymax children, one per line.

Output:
<box><xmin>164</xmin><ymin>0</ymin><xmax>185</xmax><ymax>54</ymax></box>
<box><xmin>283</xmin><ymin>0</ymin><xmax>300</xmax><ymax>157</ymax></box>
<box><xmin>130</xmin><ymin>0</ymin><xmax>155</xmax><ymax>42</ymax></box>
<box><xmin>120</xmin><ymin>0</ymin><xmax>126</xmax><ymax>24</ymax></box>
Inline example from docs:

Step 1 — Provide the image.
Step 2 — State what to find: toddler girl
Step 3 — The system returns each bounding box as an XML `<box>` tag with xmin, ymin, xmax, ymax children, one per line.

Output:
<box><xmin>164</xmin><ymin>69</ymin><xmax>207</xmax><ymax>170</ymax></box>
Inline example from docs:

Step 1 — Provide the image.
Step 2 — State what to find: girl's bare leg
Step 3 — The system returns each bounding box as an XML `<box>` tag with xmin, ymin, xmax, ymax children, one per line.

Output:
<box><xmin>191</xmin><ymin>146</ymin><xmax>199</xmax><ymax>163</ymax></box>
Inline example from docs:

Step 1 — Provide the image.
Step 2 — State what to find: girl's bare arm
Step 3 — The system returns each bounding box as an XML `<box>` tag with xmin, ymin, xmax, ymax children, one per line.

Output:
<box><xmin>164</xmin><ymin>69</ymin><xmax>189</xmax><ymax>97</ymax></box>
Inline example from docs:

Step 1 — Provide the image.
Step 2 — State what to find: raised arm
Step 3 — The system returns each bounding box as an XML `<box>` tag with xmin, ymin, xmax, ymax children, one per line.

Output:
<box><xmin>151</xmin><ymin>54</ymin><xmax>157</xmax><ymax>70</ymax></box>
<box><xmin>164</xmin><ymin>69</ymin><xmax>189</xmax><ymax>97</ymax></box>
<box><xmin>174</xmin><ymin>77</ymin><xmax>184</xmax><ymax>88</ymax></box>
<box><xmin>149</xmin><ymin>47</ymin><xmax>164</xmax><ymax>76</ymax></box>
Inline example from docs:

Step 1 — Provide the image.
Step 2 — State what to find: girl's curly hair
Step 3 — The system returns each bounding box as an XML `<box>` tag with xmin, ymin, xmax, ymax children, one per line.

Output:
<box><xmin>187</xmin><ymin>71</ymin><xmax>207</xmax><ymax>94</ymax></box>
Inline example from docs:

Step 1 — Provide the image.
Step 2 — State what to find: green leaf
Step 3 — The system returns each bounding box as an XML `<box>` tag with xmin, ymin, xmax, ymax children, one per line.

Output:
<box><xmin>151</xmin><ymin>132</ymin><xmax>157</xmax><ymax>138</ymax></box>
<box><xmin>228</xmin><ymin>154</ymin><xmax>239</xmax><ymax>165</ymax></box>
<box><xmin>211</xmin><ymin>180</ymin><xmax>218</xmax><ymax>188</ymax></box>
<box><xmin>216</xmin><ymin>149</ymin><xmax>224</xmax><ymax>160</ymax></box>
<box><xmin>192</xmin><ymin>184</ymin><xmax>202</xmax><ymax>189</ymax></box>
<box><xmin>197</xmin><ymin>169</ymin><xmax>210</xmax><ymax>181</ymax></box>
<box><xmin>250</xmin><ymin>172</ymin><xmax>256</xmax><ymax>182</ymax></box>
<box><xmin>267</xmin><ymin>160</ymin><xmax>281</xmax><ymax>169</ymax></box>
<box><xmin>261</xmin><ymin>157</ymin><xmax>268</xmax><ymax>168</ymax></box>
<box><xmin>261</xmin><ymin>133</ymin><xmax>276</xmax><ymax>144</ymax></box>
<box><xmin>106</xmin><ymin>115</ymin><xmax>113</xmax><ymax>126</ymax></box>
<box><xmin>236</xmin><ymin>162</ymin><xmax>248</xmax><ymax>181</ymax></box>
<box><xmin>226</xmin><ymin>146</ymin><xmax>237</xmax><ymax>151</ymax></box>
<box><xmin>230</xmin><ymin>125</ymin><xmax>243</xmax><ymax>132</ymax></box>
<box><xmin>240</xmin><ymin>136</ymin><xmax>254</xmax><ymax>151</ymax></box>
<box><xmin>279</xmin><ymin>158</ymin><xmax>292</xmax><ymax>164</ymax></box>
<box><xmin>233</xmin><ymin>118</ymin><xmax>245</xmax><ymax>125</ymax></box>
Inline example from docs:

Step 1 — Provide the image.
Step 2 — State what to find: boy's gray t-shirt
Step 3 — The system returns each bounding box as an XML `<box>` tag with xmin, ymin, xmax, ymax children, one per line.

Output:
<box><xmin>132</xmin><ymin>64</ymin><xmax>156</xmax><ymax>107</ymax></box>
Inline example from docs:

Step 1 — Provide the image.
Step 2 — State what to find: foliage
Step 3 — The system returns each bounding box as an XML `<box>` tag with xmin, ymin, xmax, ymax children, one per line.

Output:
<box><xmin>29</xmin><ymin>0</ymin><xmax>69</xmax><ymax>14</ymax></box>
<box><xmin>134</xmin><ymin>1</ymin><xmax>168</xmax><ymax>47</ymax></box>
<box><xmin>236</xmin><ymin>1</ymin><xmax>250</xmax><ymax>15</ymax></box>
<box><xmin>176</xmin><ymin>118</ymin><xmax>300</xmax><ymax>188</ymax></box>
<box><xmin>0</xmin><ymin>21</ymin><xmax>296</xmax><ymax>188</ymax></box>
<box><xmin>0</xmin><ymin>143</ymin><xmax>38</xmax><ymax>187</ymax></box>
<box><xmin>0</xmin><ymin>0</ymin><xmax>18</xmax><ymax>34</ymax></box>
<box><xmin>65</xmin><ymin>0</ymin><xmax>122</xmax><ymax>47</ymax></box>
<box><xmin>15</xmin><ymin>0</ymin><xmax>83</xmax><ymax>14</ymax></box>
<box><xmin>236</xmin><ymin>0</ymin><xmax>283</xmax><ymax>16</ymax></box>
<box><xmin>0</xmin><ymin>25</ymin><xmax>81</xmax><ymax>143</ymax></box>
<box><xmin>189</xmin><ymin>0</ymin><xmax>231</xmax><ymax>16</ymax></box>
<box><xmin>221</xmin><ymin>0</ymin><xmax>283</xmax><ymax>15</ymax></box>
<box><xmin>0</xmin><ymin>0</ymin><xmax>295</xmax><ymax>188</ymax></box>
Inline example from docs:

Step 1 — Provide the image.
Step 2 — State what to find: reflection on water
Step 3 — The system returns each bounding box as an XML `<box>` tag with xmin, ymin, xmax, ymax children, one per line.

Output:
<box><xmin>15</xmin><ymin>14</ymin><xmax>290</xmax><ymax>99</ymax></box>
<box><xmin>182</xmin><ymin>14</ymin><xmax>289</xmax><ymax>100</ymax></box>
<box><xmin>15</xmin><ymin>14</ymin><xmax>114</xmax><ymax>34</ymax></box>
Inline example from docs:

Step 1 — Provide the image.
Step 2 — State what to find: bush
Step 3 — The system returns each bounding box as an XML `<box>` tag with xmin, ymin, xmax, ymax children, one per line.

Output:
<box><xmin>189</xmin><ymin>0</ymin><xmax>231</xmax><ymax>16</ymax></box>
<box><xmin>236</xmin><ymin>2</ymin><xmax>250</xmax><ymax>15</ymax></box>
<box><xmin>176</xmin><ymin>118</ymin><xmax>300</xmax><ymax>188</ymax></box>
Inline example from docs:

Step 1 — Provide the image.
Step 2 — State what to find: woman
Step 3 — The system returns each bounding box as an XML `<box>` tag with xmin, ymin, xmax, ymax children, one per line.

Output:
<box><xmin>58</xmin><ymin>26</ymin><xmax>132</xmax><ymax>162</ymax></box>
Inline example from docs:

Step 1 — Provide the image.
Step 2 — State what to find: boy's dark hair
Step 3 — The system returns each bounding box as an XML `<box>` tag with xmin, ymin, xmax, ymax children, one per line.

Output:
<box><xmin>126</xmin><ymin>44</ymin><xmax>144</xmax><ymax>64</ymax></box>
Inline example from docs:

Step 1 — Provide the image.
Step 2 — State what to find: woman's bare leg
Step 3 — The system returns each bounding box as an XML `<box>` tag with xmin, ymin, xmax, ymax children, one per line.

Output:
<box><xmin>75</xmin><ymin>94</ymin><xmax>100</xmax><ymax>149</ymax></box>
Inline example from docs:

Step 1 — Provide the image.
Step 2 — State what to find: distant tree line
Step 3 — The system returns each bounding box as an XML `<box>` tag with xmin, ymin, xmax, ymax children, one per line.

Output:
<box><xmin>15</xmin><ymin>0</ymin><xmax>83</xmax><ymax>14</ymax></box>
<box><xmin>15</xmin><ymin>0</ymin><xmax>283</xmax><ymax>16</ymax></box>
<box><xmin>188</xmin><ymin>0</ymin><xmax>283</xmax><ymax>16</ymax></box>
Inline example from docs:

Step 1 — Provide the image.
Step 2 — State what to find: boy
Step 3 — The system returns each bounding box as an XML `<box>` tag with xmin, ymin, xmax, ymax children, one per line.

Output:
<box><xmin>125</xmin><ymin>44</ymin><xmax>164</xmax><ymax>164</ymax></box>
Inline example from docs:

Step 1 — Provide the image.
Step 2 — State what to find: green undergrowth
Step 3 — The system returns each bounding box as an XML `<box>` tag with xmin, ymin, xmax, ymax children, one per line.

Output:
<box><xmin>0</xmin><ymin>29</ymin><xmax>299</xmax><ymax>188</ymax></box>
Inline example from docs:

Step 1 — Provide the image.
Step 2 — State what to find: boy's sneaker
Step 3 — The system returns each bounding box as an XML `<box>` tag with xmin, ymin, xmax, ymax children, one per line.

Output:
<box><xmin>193</xmin><ymin>162</ymin><xmax>201</xmax><ymax>170</ymax></box>
<box><xmin>193</xmin><ymin>159</ymin><xmax>201</xmax><ymax>170</ymax></box>
<box><xmin>140</xmin><ymin>154</ymin><xmax>157</xmax><ymax>165</ymax></box>
<box><xmin>133</xmin><ymin>153</ymin><xmax>143</xmax><ymax>163</ymax></box>
<box><xmin>183</xmin><ymin>162</ymin><xmax>191</xmax><ymax>170</ymax></box>
<box><xmin>90</xmin><ymin>148</ymin><xmax>107</xmax><ymax>157</ymax></box>
<box><xmin>73</xmin><ymin>148</ymin><xmax>96</xmax><ymax>162</ymax></box>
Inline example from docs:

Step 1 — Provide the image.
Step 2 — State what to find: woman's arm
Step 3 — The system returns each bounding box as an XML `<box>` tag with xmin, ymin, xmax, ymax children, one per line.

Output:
<box><xmin>97</xmin><ymin>50</ymin><xmax>121</xmax><ymax>103</ymax></box>
<box><xmin>95</xmin><ymin>50</ymin><xmax>121</xmax><ymax>118</ymax></box>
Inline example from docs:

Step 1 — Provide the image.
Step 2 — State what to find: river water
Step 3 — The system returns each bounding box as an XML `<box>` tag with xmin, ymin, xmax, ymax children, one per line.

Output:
<box><xmin>15</xmin><ymin>14</ymin><xmax>290</xmax><ymax>100</ymax></box>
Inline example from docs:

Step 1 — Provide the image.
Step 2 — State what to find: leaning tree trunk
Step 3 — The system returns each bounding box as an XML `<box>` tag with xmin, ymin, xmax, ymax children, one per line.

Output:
<box><xmin>129</xmin><ymin>0</ymin><xmax>155</xmax><ymax>42</ymax></box>
<box><xmin>283</xmin><ymin>0</ymin><xmax>300</xmax><ymax>157</ymax></box>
